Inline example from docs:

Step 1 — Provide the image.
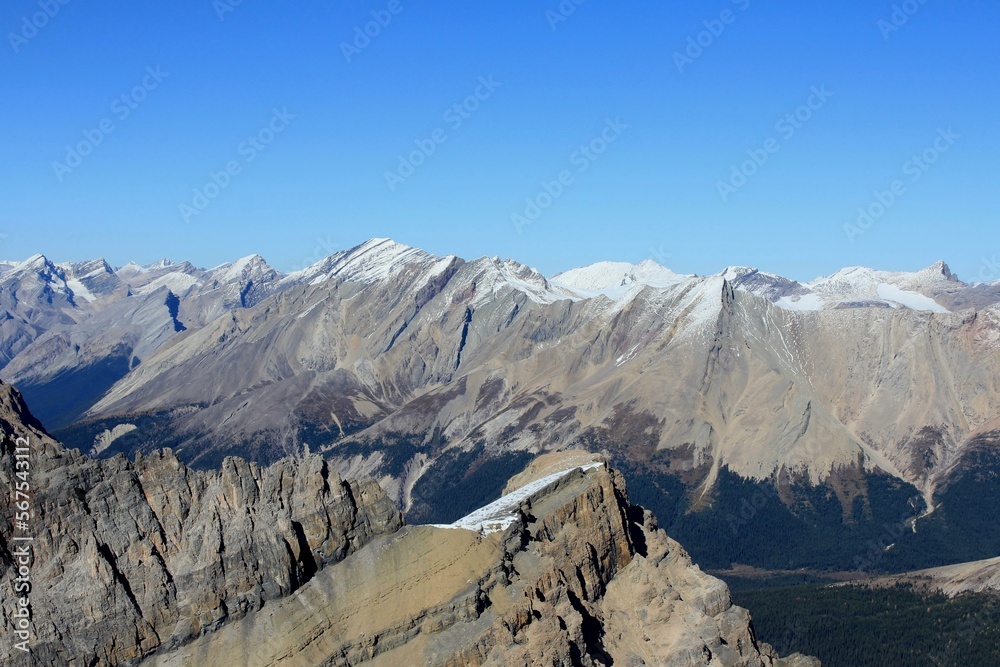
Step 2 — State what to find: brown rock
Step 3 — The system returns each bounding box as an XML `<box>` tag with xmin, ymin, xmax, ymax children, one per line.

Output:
<box><xmin>0</xmin><ymin>380</ymin><xmax>402</xmax><ymax>666</ymax></box>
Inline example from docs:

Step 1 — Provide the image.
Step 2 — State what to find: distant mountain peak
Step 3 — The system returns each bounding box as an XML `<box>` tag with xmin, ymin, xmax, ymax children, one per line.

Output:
<box><xmin>285</xmin><ymin>237</ymin><xmax>436</xmax><ymax>286</ymax></box>
<box><xmin>551</xmin><ymin>259</ymin><xmax>691</xmax><ymax>300</ymax></box>
<box><xmin>147</xmin><ymin>259</ymin><xmax>176</xmax><ymax>270</ymax></box>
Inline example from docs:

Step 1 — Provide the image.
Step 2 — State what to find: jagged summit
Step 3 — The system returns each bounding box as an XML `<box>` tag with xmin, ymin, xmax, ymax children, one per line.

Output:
<box><xmin>284</xmin><ymin>237</ymin><xmax>443</xmax><ymax>286</ymax></box>
<box><xmin>0</xmin><ymin>378</ymin><xmax>49</xmax><ymax>437</ymax></box>
<box><xmin>136</xmin><ymin>448</ymin><xmax>818</xmax><ymax>666</ymax></box>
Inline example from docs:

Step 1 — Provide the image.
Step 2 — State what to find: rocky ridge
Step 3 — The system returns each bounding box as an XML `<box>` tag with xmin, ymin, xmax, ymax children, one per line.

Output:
<box><xmin>142</xmin><ymin>451</ymin><xmax>818</xmax><ymax>667</ymax></box>
<box><xmin>0</xmin><ymin>380</ymin><xmax>402</xmax><ymax>666</ymax></box>
<box><xmin>860</xmin><ymin>555</ymin><xmax>1000</xmax><ymax>597</ymax></box>
<box><xmin>1</xmin><ymin>382</ymin><xmax>816</xmax><ymax>666</ymax></box>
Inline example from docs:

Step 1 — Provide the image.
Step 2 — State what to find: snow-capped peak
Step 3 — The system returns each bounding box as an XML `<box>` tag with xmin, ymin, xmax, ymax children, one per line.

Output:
<box><xmin>209</xmin><ymin>254</ymin><xmax>271</xmax><ymax>283</ymax></box>
<box><xmin>146</xmin><ymin>259</ymin><xmax>175</xmax><ymax>270</ymax></box>
<box><xmin>551</xmin><ymin>259</ymin><xmax>692</xmax><ymax>300</ymax></box>
<box><xmin>0</xmin><ymin>254</ymin><xmax>74</xmax><ymax>300</ymax></box>
<box><xmin>13</xmin><ymin>253</ymin><xmax>50</xmax><ymax>271</ymax></box>
<box><xmin>284</xmin><ymin>238</ymin><xmax>438</xmax><ymax>287</ymax></box>
<box><xmin>58</xmin><ymin>258</ymin><xmax>114</xmax><ymax>280</ymax></box>
<box><xmin>720</xmin><ymin>266</ymin><xmax>759</xmax><ymax>282</ymax></box>
<box><xmin>4</xmin><ymin>254</ymin><xmax>63</xmax><ymax>283</ymax></box>
<box><xmin>471</xmin><ymin>256</ymin><xmax>573</xmax><ymax>305</ymax></box>
<box><xmin>772</xmin><ymin>262</ymin><xmax>954</xmax><ymax>313</ymax></box>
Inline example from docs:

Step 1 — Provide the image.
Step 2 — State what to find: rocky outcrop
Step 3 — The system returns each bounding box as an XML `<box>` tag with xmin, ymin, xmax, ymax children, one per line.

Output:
<box><xmin>860</xmin><ymin>556</ymin><xmax>1000</xmax><ymax>597</ymax></box>
<box><xmin>0</xmin><ymin>380</ymin><xmax>402</xmax><ymax>666</ymax></box>
<box><xmin>142</xmin><ymin>451</ymin><xmax>818</xmax><ymax>667</ymax></box>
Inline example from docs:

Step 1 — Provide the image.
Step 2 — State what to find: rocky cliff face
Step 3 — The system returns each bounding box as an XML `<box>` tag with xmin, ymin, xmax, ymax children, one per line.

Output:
<box><xmin>141</xmin><ymin>451</ymin><xmax>818</xmax><ymax>667</ymax></box>
<box><xmin>0</xmin><ymin>380</ymin><xmax>402</xmax><ymax>666</ymax></box>
<box><xmin>0</xmin><ymin>383</ymin><xmax>816</xmax><ymax>666</ymax></box>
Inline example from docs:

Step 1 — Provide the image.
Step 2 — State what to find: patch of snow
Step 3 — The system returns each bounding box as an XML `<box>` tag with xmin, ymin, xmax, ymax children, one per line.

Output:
<box><xmin>429</xmin><ymin>462</ymin><xmax>604</xmax><ymax>535</ymax></box>
<box><xmin>615</xmin><ymin>344</ymin><xmax>639</xmax><ymax>367</ymax></box>
<box><xmin>472</xmin><ymin>257</ymin><xmax>572</xmax><ymax>306</ymax></box>
<box><xmin>876</xmin><ymin>283</ymin><xmax>949</xmax><ymax>313</ymax></box>
<box><xmin>66</xmin><ymin>278</ymin><xmax>97</xmax><ymax>303</ymax></box>
<box><xmin>134</xmin><ymin>272</ymin><xmax>200</xmax><ymax>295</ymax></box>
<box><xmin>775</xmin><ymin>293</ymin><xmax>826</xmax><ymax>311</ymax></box>
<box><xmin>771</xmin><ymin>262</ymin><xmax>954</xmax><ymax>312</ymax></box>
<box><xmin>413</xmin><ymin>255</ymin><xmax>458</xmax><ymax>291</ymax></box>
<box><xmin>296</xmin><ymin>299</ymin><xmax>324</xmax><ymax>319</ymax></box>
<box><xmin>146</xmin><ymin>259</ymin><xmax>175</xmax><ymax>270</ymax></box>
<box><xmin>57</xmin><ymin>259</ymin><xmax>112</xmax><ymax>281</ymax></box>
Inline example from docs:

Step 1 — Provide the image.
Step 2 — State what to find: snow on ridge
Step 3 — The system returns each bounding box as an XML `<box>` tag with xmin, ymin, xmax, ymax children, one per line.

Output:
<box><xmin>209</xmin><ymin>254</ymin><xmax>270</xmax><ymax>283</ymax></box>
<box><xmin>769</xmin><ymin>262</ymin><xmax>954</xmax><ymax>313</ymax></box>
<box><xmin>57</xmin><ymin>258</ymin><xmax>113</xmax><ymax>280</ymax></box>
<box><xmin>146</xmin><ymin>259</ymin><xmax>176</xmax><ymax>270</ymax></box>
<box><xmin>775</xmin><ymin>293</ymin><xmax>826</xmax><ymax>311</ymax></box>
<box><xmin>413</xmin><ymin>255</ymin><xmax>459</xmax><ymax>291</ymax></box>
<box><xmin>133</xmin><ymin>272</ymin><xmax>201</xmax><ymax>296</ymax></box>
<box><xmin>552</xmin><ymin>261</ymin><xmax>637</xmax><ymax>292</ymax></box>
<box><xmin>721</xmin><ymin>266</ymin><xmax>758</xmax><ymax>282</ymax></box>
<box><xmin>551</xmin><ymin>259</ymin><xmax>693</xmax><ymax>301</ymax></box>
<box><xmin>284</xmin><ymin>238</ymin><xmax>437</xmax><ymax>286</ymax></box>
<box><xmin>429</xmin><ymin>462</ymin><xmax>605</xmax><ymax>535</ymax></box>
<box><xmin>476</xmin><ymin>256</ymin><xmax>572</xmax><ymax>305</ymax></box>
<box><xmin>6</xmin><ymin>253</ymin><xmax>52</xmax><ymax>275</ymax></box>
<box><xmin>876</xmin><ymin>283</ymin><xmax>949</xmax><ymax>313</ymax></box>
<box><xmin>2</xmin><ymin>254</ymin><xmax>71</xmax><ymax>295</ymax></box>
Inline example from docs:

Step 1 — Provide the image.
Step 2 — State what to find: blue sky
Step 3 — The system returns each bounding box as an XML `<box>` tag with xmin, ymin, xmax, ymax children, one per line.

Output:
<box><xmin>1</xmin><ymin>0</ymin><xmax>998</xmax><ymax>282</ymax></box>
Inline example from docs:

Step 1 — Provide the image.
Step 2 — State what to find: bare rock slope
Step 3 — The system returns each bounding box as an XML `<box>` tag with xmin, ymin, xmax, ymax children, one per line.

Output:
<box><xmin>0</xmin><ymin>380</ymin><xmax>402</xmax><ymax>666</ymax></box>
<box><xmin>143</xmin><ymin>451</ymin><xmax>818</xmax><ymax>667</ymax></box>
<box><xmin>1</xmin><ymin>383</ymin><xmax>815</xmax><ymax>665</ymax></box>
<box><xmin>861</xmin><ymin>555</ymin><xmax>1000</xmax><ymax>597</ymax></box>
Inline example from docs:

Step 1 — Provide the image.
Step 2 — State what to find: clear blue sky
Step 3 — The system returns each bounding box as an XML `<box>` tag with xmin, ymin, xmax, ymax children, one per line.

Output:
<box><xmin>1</xmin><ymin>1</ymin><xmax>998</xmax><ymax>282</ymax></box>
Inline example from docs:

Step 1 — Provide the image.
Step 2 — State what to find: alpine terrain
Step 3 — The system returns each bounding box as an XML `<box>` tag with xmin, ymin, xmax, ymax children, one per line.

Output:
<box><xmin>0</xmin><ymin>379</ymin><xmax>817</xmax><ymax>666</ymax></box>
<box><xmin>3</xmin><ymin>238</ymin><xmax>1000</xmax><ymax>574</ymax></box>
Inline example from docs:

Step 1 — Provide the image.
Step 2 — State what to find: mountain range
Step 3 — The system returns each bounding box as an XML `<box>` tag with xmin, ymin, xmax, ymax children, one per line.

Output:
<box><xmin>0</xmin><ymin>379</ymin><xmax>817</xmax><ymax>666</ymax></box>
<box><xmin>3</xmin><ymin>238</ymin><xmax>1000</xmax><ymax>574</ymax></box>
